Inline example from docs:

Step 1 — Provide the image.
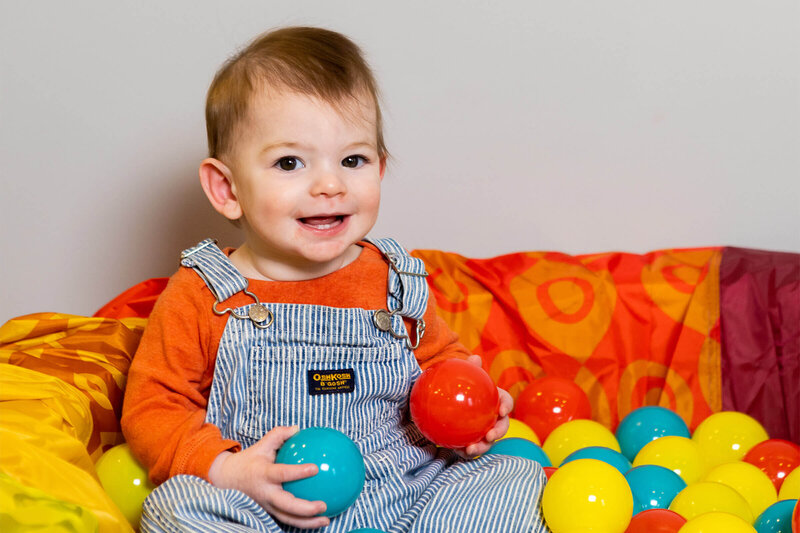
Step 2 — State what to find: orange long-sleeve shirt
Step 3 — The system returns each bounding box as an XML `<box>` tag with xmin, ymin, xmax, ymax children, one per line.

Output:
<box><xmin>121</xmin><ymin>243</ymin><xmax>470</xmax><ymax>484</ymax></box>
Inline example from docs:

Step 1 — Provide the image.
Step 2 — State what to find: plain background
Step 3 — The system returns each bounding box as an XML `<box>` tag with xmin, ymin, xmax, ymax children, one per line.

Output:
<box><xmin>1</xmin><ymin>0</ymin><xmax>798</xmax><ymax>323</ymax></box>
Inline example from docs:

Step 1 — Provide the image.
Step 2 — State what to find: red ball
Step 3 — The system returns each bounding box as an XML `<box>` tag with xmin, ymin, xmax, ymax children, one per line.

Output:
<box><xmin>625</xmin><ymin>508</ymin><xmax>686</xmax><ymax>533</ymax></box>
<box><xmin>543</xmin><ymin>466</ymin><xmax>558</xmax><ymax>480</ymax></box>
<box><xmin>410</xmin><ymin>359</ymin><xmax>499</xmax><ymax>448</ymax></box>
<box><xmin>743</xmin><ymin>438</ymin><xmax>800</xmax><ymax>492</ymax></box>
<box><xmin>512</xmin><ymin>376</ymin><xmax>591</xmax><ymax>442</ymax></box>
<box><xmin>793</xmin><ymin>498</ymin><xmax>799</xmax><ymax>533</ymax></box>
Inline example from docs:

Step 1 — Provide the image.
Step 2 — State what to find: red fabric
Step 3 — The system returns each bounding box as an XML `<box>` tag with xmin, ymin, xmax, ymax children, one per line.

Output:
<box><xmin>719</xmin><ymin>247</ymin><xmax>800</xmax><ymax>443</ymax></box>
<box><xmin>94</xmin><ymin>277</ymin><xmax>168</xmax><ymax>319</ymax></box>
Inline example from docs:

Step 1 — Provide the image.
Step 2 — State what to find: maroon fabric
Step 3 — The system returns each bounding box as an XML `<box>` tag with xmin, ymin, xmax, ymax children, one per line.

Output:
<box><xmin>719</xmin><ymin>247</ymin><xmax>800</xmax><ymax>443</ymax></box>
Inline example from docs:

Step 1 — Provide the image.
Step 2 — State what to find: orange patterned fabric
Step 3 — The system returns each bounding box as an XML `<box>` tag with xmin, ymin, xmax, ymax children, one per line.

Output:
<box><xmin>411</xmin><ymin>248</ymin><xmax>724</xmax><ymax>432</ymax></box>
<box><xmin>0</xmin><ymin>314</ymin><xmax>145</xmax><ymax>458</ymax></box>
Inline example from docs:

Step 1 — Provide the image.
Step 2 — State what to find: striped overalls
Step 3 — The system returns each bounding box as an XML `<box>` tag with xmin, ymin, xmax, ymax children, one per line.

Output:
<box><xmin>140</xmin><ymin>238</ymin><xmax>548</xmax><ymax>533</ymax></box>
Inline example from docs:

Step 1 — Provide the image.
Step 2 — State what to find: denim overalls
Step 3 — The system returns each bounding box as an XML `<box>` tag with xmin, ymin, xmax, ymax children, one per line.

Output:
<box><xmin>140</xmin><ymin>239</ymin><xmax>548</xmax><ymax>533</ymax></box>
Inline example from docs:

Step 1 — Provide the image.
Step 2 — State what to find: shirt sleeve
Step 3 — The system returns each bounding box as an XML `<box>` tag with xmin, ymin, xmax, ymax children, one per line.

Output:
<box><xmin>121</xmin><ymin>271</ymin><xmax>241</xmax><ymax>484</ymax></box>
<box><xmin>410</xmin><ymin>291</ymin><xmax>472</xmax><ymax>369</ymax></box>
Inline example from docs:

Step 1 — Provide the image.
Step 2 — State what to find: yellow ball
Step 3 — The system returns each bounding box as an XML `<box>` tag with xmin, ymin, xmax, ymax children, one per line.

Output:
<box><xmin>691</xmin><ymin>412</ymin><xmax>768</xmax><ymax>470</ymax></box>
<box><xmin>542</xmin><ymin>458</ymin><xmax>633</xmax><ymax>533</ymax></box>
<box><xmin>778</xmin><ymin>466</ymin><xmax>800</xmax><ymax>500</ymax></box>
<box><xmin>704</xmin><ymin>461</ymin><xmax>777</xmax><ymax>518</ymax></box>
<box><xmin>543</xmin><ymin>420</ymin><xmax>620</xmax><ymax>467</ymax></box>
<box><xmin>669</xmin><ymin>481</ymin><xmax>753</xmax><ymax>523</ymax></box>
<box><xmin>504</xmin><ymin>418</ymin><xmax>541</xmax><ymax>445</ymax></box>
<box><xmin>95</xmin><ymin>443</ymin><xmax>156</xmax><ymax>528</ymax></box>
<box><xmin>633</xmin><ymin>436</ymin><xmax>706</xmax><ymax>484</ymax></box>
<box><xmin>678</xmin><ymin>511</ymin><xmax>757</xmax><ymax>533</ymax></box>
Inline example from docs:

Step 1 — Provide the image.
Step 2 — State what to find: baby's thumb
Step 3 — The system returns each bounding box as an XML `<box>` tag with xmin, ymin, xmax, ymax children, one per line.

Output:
<box><xmin>255</xmin><ymin>425</ymin><xmax>300</xmax><ymax>457</ymax></box>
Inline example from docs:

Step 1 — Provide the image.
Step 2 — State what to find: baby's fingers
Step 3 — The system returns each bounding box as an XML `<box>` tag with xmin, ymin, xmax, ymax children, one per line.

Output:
<box><xmin>266</xmin><ymin>462</ymin><xmax>319</xmax><ymax>484</ymax></box>
<box><xmin>485</xmin><ymin>415</ymin><xmax>510</xmax><ymax>443</ymax></box>
<box><xmin>268</xmin><ymin>503</ymin><xmax>330</xmax><ymax>530</ymax></box>
<box><xmin>267</xmin><ymin>489</ymin><xmax>328</xmax><ymax>519</ymax></box>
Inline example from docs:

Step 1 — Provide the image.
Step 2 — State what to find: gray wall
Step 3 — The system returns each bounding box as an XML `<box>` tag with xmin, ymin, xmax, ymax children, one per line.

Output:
<box><xmin>2</xmin><ymin>0</ymin><xmax>798</xmax><ymax>322</ymax></box>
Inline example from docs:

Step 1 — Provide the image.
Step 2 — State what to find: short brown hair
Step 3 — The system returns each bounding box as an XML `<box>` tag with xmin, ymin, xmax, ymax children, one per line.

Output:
<box><xmin>205</xmin><ymin>26</ymin><xmax>387</xmax><ymax>160</ymax></box>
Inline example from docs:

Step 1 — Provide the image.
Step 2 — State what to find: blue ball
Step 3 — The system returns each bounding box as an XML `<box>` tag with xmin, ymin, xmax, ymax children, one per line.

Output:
<box><xmin>275</xmin><ymin>427</ymin><xmax>365</xmax><ymax>517</ymax></box>
<box><xmin>754</xmin><ymin>499</ymin><xmax>797</xmax><ymax>533</ymax></box>
<box><xmin>562</xmin><ymin>446</ymin><xmax>632</xmax><ymax>475</ymax></box>
<box><xmin>615</xmin><ymin>406</ymin><xmax>690</xmax><ymax>461</ymax></box>
<box><xmin>485</xmin><ymin>437</ymin><xmax>552</xmax><ymax>467</ymax></box>
<box><xmin>624</xmin><ymin>464</ymin><xmax>687</xmax><ymax>514</ymax></box>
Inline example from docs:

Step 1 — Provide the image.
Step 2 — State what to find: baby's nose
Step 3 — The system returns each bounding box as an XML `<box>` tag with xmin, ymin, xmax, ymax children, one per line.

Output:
<box><xmin>310</xmin><ymin>170</ymin><xmax>346</xmax><ymax>196</ymax></box>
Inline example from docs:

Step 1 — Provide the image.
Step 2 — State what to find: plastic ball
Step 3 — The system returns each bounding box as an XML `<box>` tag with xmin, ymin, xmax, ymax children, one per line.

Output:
<box><xmin>793</xmin><ymin>500</ymin><xmax>799</xmax><ymax>533</ymax></box>
<box><xmin>779</xmin><ymin>467</ymin><xmax>800</xmax><ymax>501</ymax></box>
<box><xmin>704</xmin><ymin>461</ymin><xmax>777</xmax><ymax>518</ymax></box>
<box><xmin>624</xmin><ymin>508</ymin><xmax>686</xmax><ymax>532</ymax></box>
<box><xmin>276</xmin><ymin>427</ymin><xmax>365</xmax><ymax>517</ymax></box>
<box><xmin>563</xmin><ymin>446</ymin><xmax>632</xmax><ymax>476</ymax></box>
<box><xmin>542</xmin><ymin>458</ymin><xmax>634</xmax><ymax>533</ymax></box>
<box><xmin>679</xmin><ymin>512</ymin><xmax>757</xmax><ymax>533</ymax></box>
<box><xmin>543</xmin><ymin>466</ymin><xmax>558</xmax><ymax>479</ymax></box>
<box><xmin>633</xmin><ymin>436</ymin><xmax>706</xmax><ymax>484</ymax></box>
<box><xmin>513</xmin><ymin>376</ymin><xmax>592</xmax><ymax>442</ymax></box>
<box><xmin>669</xmin><ymin>481</ymin><xmax>753</xmax><ymax>523</ymax></box>
<box><xmin>543</xmin><ymin>419</ymin><xmax>621</xmax><ymax>467</ymax></box>
<box><xmin>625</xmin><ymin>465</ymin><xmax>687</xmax><ymax>514</ymax></box>
<box><xmin>691</xmin><ymin>411</ymin><xmax>769</xmax><ymax>470</ymax></box>
<box><xmin>409</xmin><ymin>359</ymin><xmax>499</xmax><ymax>448</ymax></box>
<box><xmin>485</xmin><ymin>437</ymin><xmax>551</xmax><ymax>466</ymax></box>
<box><xmin>94</xmin><ymin>443</ymin><xmax>156</xmax><ymax>528</ymax></box>
<box><xmin>616</xmin><ymin>406</ymin><xmax>691</xmax><ymax>462</ymax></box>
<box><xmin>744</xmin><ymin>439</ymin><xmax>800</xmax><ymax>492</ymax></box>
<box><xmin>753</xmin><ymin>499</ymin><xmax>797</xmax><ymax>533</ymax></box>
<box><xmin>503</xmin><ymin>418</ymin><xmax>541</xmax><ymax>445</ymax></box>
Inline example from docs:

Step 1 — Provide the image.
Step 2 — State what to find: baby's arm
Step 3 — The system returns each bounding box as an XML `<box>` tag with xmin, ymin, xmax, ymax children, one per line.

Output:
<box><xmin>209</xmin><ymin>426</ymin><xmax>329</xmax><ymax>529</ymax></box>
<box><xmin>121</xmin><ymin>273</ymin><xmax>241</xmax><ymax>483</ymax></box>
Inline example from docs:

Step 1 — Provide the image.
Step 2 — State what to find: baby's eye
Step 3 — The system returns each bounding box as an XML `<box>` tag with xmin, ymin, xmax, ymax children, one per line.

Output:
<box><xmin>341</xmin><ymin>155</ymin><xmax>367</xmax><ymax>169</ymax></box>
<box><xmin>275</xmin><ymin>157</ymin><xmax>305</xmax><ymax>171</ymax></box>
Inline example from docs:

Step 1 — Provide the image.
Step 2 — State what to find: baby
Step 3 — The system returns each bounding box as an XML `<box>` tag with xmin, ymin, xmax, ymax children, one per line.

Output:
<box><xmin>121</xmin><ymin>26</ymin><xmax>548</xmax><ymax>532</ymax></box>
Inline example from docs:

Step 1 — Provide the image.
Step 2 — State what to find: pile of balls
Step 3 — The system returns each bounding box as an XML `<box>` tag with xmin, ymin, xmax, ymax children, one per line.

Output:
<box><xmin>501</xmin><ymin>375</ymin><xmax>800</xmax><ymax>533</ymax></box>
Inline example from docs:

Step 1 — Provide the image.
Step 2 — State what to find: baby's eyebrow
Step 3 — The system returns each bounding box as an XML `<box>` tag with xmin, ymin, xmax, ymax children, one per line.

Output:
<box><xmin>260</xmin><ymin>141</ymin><xmax>303</xmax><ymax>154</ymax></box>
<box><xmin>342</xmin><ymin>141</ymin><xmax>376</xmax><ymax>152</ymax></box>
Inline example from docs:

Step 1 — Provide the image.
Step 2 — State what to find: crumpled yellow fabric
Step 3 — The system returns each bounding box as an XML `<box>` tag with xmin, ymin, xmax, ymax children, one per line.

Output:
<box><xmin>0</xmin><ymin>364</ymin><xmax>133</xmax><ymax>533</ymax></box>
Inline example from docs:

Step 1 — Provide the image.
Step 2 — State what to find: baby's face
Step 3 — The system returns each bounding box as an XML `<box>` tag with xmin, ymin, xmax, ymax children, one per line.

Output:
<box><xmin>224</xmin><ymin>86</ymin><xmax>384</xmax><ymax>279</ymax></box>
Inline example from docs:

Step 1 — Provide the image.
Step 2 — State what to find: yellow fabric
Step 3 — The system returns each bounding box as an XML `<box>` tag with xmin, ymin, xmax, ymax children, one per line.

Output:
<box><xmin>0</xmin><ymin>472</ymin><xmax>99</xmax><ymax>533</ymax></box>
<box><xmin>0</xmin><ymin>364</ymin><xmax>133</xmax><ymax>533</ymax></box>
<box><xmin>0</xmin><ymin>314</ymin><xmax>146</xmax><ymax>459</ymax></box>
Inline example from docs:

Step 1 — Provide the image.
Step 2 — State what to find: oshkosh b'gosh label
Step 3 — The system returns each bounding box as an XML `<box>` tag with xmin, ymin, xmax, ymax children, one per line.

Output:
<box><xmin>307</xmin><ymin>369</ymin><xmax>356</xmax><ymax>396</ymax></box>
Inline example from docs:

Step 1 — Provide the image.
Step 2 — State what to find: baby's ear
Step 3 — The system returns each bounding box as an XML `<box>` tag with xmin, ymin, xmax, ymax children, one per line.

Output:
<box><xmin>199</xmin><ymin>158</ymin><xmax>242</xmax><ymax>220</ymax></box>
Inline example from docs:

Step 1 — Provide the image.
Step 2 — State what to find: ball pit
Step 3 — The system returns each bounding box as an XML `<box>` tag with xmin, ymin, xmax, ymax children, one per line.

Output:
<box><xmin>542</xmin><ymin>458</ymin><xmax>633</xmax><ymax>533</ymax></box>
<box><xmin>543</xmin><ymin>419</ymin><xmax>620</xmax><ymax>467</ymax></box>
<box><xmin>616</xmin><ymin>406</ymin><xmax>691</xmax><ymax>462</ymax></box>
<box><xmin>743</xmin><ymin>439</ymin><xmax>800</xmax><ymax>492</ymax></box>
<box><xmin>703</xmin><ymin>461</ymin><xmax>777</xmax><ymax>519</ymax></box>
<box><xmin>692</xmin><ymin>412</ymin><xmax>770</xmax><ymax>470</ymax></box>
<box><xmin>633</xmin><ymin>436</ymin><xmax>706</xmax><ymax>484</ymax></box>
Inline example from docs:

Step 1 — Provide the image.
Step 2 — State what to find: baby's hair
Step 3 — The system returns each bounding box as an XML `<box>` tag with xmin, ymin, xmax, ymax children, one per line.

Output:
<box><xmin>206</xmin><ymin>26</ymin><xmax>387</xmax><ymax>160</ymax></box>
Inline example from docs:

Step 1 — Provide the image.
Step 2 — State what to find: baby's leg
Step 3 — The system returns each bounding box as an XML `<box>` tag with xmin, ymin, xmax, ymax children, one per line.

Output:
<box><xmin>406</xmin><ymin>454</ymin><xmax>549</xmax><ymax>533</ymax></box>
<box><xmin>140</xmin><ymin>475</ymin><xmax>285</xmax><ymax>533</ymax></box>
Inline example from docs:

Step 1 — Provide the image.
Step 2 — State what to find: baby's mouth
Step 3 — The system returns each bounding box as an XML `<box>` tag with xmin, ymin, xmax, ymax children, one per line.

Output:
<box><xmin>298</xmin><ymin>215</ymin><xmax>347</xmax><ymax>230</ymax></box>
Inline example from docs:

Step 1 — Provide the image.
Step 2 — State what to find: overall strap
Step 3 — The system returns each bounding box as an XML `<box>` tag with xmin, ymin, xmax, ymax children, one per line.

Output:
<box><xmin>366</xmin><ymin>238</ymin><xmax>429</xmax><ymax>320</ymax></box>
<box><xmin>179</xmin><ymin>239</ymin><xmax>248</xmax><ymax>303</ymax></box>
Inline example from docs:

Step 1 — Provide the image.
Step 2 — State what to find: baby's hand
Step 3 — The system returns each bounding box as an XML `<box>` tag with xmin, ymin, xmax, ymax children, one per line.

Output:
<box><xmin>208</xmin><ymin>426</ymin><xmax>330</xmax><ymax>529</ymax></box>
<box><xmin>455</xmin><ymin>355</ymin><xmax>513</xmax><ymax>459</ymax></box>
